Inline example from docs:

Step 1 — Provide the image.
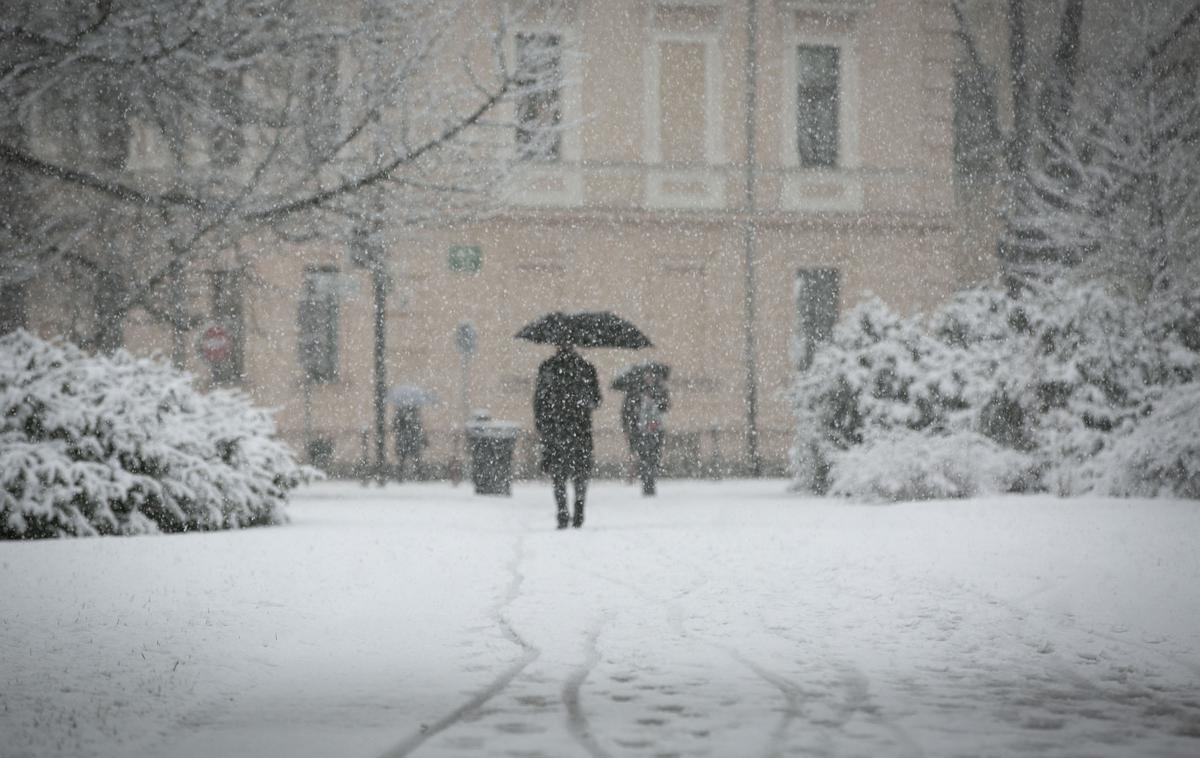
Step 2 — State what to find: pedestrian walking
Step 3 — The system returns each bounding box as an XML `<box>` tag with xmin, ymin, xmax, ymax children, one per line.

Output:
<box><xmin>534</xmin><ymin>343</ymin><xmax>601</xmax><ymax>528</ymax></box>
<box><xmin>392</xmin><ymin>405</ymin><xmax>427</xmax><ymax>481</ymax></box>
<box><xmin>620</xmin><ymin>371</ymin><xmax>670</xmax><ymax>496</ymax></box>
<box><xmin>517</xmin><ymin>310</ymin><xmax>653</xmax><ymax>528</ymax></box>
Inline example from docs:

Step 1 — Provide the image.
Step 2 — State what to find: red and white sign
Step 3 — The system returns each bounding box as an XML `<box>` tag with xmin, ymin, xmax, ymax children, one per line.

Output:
<box><xmin>199</xmin><ymin>324</ymin><xmax>233</xmax><ymax>364</ymax></box>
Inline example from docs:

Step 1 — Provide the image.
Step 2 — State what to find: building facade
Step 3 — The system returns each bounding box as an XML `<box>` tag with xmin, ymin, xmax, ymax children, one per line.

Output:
<box><xmin>24</xmin><ymin>0</ymin><xmax>993</xmax><ymax>478</ymax></box>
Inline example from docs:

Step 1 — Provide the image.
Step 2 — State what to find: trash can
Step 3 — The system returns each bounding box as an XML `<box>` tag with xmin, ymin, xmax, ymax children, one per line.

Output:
<box><xmin>466</xmin><ymin>415</ymin><xmax>520</xmax><ymax>496</ymax></box>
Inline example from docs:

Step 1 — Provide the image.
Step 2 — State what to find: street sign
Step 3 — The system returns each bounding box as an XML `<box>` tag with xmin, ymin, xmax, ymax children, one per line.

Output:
<box><xmin>199</xmin><ymin>323</ymin><xmax>233</xmax><ymax>364</ymax></box>
<box><xmin>449</xmin><ymin>245</ymin><xmax>482</xmax><ymax>274</ymax></box>
<box><xmin>455</xmin><ymin>322</ymin><xmax>477</xmax><ymax>356</ymax></box>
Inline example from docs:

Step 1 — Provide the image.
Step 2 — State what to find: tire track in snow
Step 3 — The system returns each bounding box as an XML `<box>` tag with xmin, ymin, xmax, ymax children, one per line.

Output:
<box><xmin>597</xmin><ymin>553</ymin><xmax>839</xmax><ymax>757</ymax></box>
<box><xmin>933</xmin><ymin>577</ymin><xmax>1200</xmax><ymax>743</ymax></box>
<box><xmin>954</xmin><ymin>577</ymin><xmax>1200</xmax><ymax>692</ymax></box>
<box><xmin>725</xmin><ymin>649</ymin><xmax>809</xmax><ymax>758</ymax></box>
<box><xmin>562</xmin><ymin>619</ymin><xmax>611</xmax><ymax>758</ymax></box>
<box><xmin>378</xmin><ymin>535</ymin><xmax>539</xmax><ymax>758</ymax></box>
<box><xmin>579</xmin><ymin>540</ymin><xmax>916</xmax><ymax>757</ymax></box>
<box><xmin>581</xmin><ymin>561</ymin><xmax>826</xmax><ymax>758</ymax></box>
<box><xmin>755</xmin><ymin>613</ymin><xmax>925</xmax><ymax>758</ymax></box>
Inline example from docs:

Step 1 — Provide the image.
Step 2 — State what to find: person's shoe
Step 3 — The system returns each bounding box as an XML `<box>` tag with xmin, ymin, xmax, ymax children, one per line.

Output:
<box><xmin>572</xmin><ymin>507</ymin><xmax>584</xmax><ymax>529</ymax></box>
<box><xmin>557</xmin><ymin>510</ymin><xmax>570</xmax><ymax>530</ymax></box>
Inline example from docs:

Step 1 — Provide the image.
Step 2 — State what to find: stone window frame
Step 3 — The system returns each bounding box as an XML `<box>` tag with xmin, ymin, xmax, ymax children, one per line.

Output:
<box><xmin>503</xmin><ymin>18</ymin><xmax>583</xmax><ymax>206</ymax></box>
<box><xmin>779</xmin><ymin>26</ymin><xmax>863</xmax><ymax>212</ymax></box>
<box><xmin>781</xmin><ymin>30</ymin><xmax>859</xmax><ymax>172</ymax></box>
<box><xmin>641</xmin><ymin>7</ymin><xmax>726</xmax><ymax>210</ymax></box>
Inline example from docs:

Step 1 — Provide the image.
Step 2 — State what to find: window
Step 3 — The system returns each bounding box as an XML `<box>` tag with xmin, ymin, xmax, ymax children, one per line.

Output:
<box><xmin>796</xmin><ymin>46</ymin><xmax>840</xmax><ymax>168</ymax></box>
<box><xmin>298</xmin><ymin>267</ymin><xmax>340</xmax><ymax>384</ymax></box>
<box><xmin>795</xmin><ymin>268</ymin><xmax>840</xmax><ymax>371</ymax></box>
<box><xmin>642</xmin><ymin>7</ymin><xmax>725</xmax><ymax>209</ymax></box>
<box><xmin>515</xmin><ymin>32</ymin><xmax>563</xmax><ymax>162</ymax></box>
<box><xmin>657</xmin><ymin>40</ymin><xmax>710</xmax><ymax>164</ymax></box>
<box><xmin>209</xmin><ymin>270</ymin><xmax>245</xmax><ymax>384</ymax></box>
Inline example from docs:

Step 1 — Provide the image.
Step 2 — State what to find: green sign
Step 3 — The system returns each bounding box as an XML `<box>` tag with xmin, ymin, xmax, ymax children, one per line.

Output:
<box><xmin>449</xmin><ymin>245</ymin><xmax>482</xmax><ymax>274</ymax></box>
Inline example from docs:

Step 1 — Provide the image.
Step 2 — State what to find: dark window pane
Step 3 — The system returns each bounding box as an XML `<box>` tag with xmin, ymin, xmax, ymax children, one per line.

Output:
<box><xmin>299</xmin><ymin>267</ymin><xmax>340</xmax><ymax>384</ymax></box>
<box><xmin>797</xmin><ymin>46</ymin><xmax>839</xmax><ymax>168</ymax></box>
<box><xmin>515</xmin><ymin>32</ymin><xmax>563</xmax><ymax>162</ymax></box>
<box><xmin>795</xmin><ymin>268</ymin><xmax>840</xmax><ymax>371</ymax></box>
<box><xmin>209</xmin><ymin>270</ymin><xmax>245</xmax><ymax>384</ymax></box>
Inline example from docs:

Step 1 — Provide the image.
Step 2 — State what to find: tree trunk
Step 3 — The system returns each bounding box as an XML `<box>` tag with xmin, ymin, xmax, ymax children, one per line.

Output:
<box><xmin>1007</xmin><ymin>0</ymin><xmax>1031</xmax><ymax>180</ymax></box>
<box><xmin>1040</xmin><ymin>0</ymin><xmax>1085</xmax><ymax>130</ymax></box>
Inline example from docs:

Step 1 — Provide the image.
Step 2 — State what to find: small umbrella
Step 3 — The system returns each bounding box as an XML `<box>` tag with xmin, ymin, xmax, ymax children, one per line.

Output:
<box><xmin>515</xmin><ymin>311</ymin><xmax>652</xmax><ymax>349</ymax></box>
<box><xmin>387</xmin><ymin>384</ymin><xmax>438</xmax><ymax>406</ymax></box>
<box><xmin>611</xmin><ymin>361</ymin><xmax>671</xmax><ymax>391</ymax></box>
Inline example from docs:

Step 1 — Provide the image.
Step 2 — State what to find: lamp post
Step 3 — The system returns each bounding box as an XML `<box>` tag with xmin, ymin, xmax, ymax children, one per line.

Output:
<box><xmin>453</xmin><ymin>321</ymin><xmax>476</xmax><ymax>483</ymax></box>
<box><xmin>741</xmin><ymin>0</ymin><xmax>763</xmax><ymax>476</ymax></box>
<box><xmin>352</xmin><ymin>226</ymin><xmax>389</xmax><ymax>485</ymax></box>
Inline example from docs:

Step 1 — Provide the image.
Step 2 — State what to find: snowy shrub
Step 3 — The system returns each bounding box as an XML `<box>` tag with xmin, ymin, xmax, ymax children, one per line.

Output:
<box><xmin>827</xmin><ymin>429</ymin><xmax>1034</xmax><ymax>502</ymax></box>
<box><xmin>1</xmin><ymin>331</ymin><xmax>319</xmax><ymax>538</ymax></box>
<box><xmin>792</xmin><ymin>275</ymin><xmax>1200</xmax><ymax>500</ymax></box>
<box><xmin>792</xmin><ymin>299</ymin><xmax>945</xmax><ymax>492</ymax></box>
<box><xmin>1087</xmin><ymin>383</ymin><xmax>1200</xmax><ymax>500</ymax></box>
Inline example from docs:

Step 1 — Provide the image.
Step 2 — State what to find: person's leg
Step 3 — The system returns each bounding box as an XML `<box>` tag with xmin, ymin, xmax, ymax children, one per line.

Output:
<box><xmin>572</xmin><ymin>475</ymin><xmax>588</xmax><ymax>528</ymax></box>
<box><xmin>644</xmin><ymin>437</ymin><xmax>662</xmax><ymax>496</ymax></box>
<box><xmin>635</xmin><ymin>438</ymin><xmax>654</xmax><ymax>496</ymax></box>
<box><xmin>553</xmin><ymin>475</ymin><xmax>569</xmax><ymax>528</ymax></box>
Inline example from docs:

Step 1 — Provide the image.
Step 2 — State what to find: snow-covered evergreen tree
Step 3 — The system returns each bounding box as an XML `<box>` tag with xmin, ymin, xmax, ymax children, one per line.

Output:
<box><xmin>1</xmin><ymin>331</ymin><xmax>319</xmax><ymax>538</ymax></box>
<box><xmin>1091</xmin><ymin>381</ymin><xmax>1200</xmax><ymax>499</ymax></box>
<box><xmin>1008</xmin><ymin>3</ymin><xmax>1200</xmax><ymax>297</ymax></box>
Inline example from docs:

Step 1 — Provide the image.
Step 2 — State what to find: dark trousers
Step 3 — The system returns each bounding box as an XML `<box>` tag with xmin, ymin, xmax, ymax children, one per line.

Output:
<box><xmin>632</xmin><ymin>433</ymin><xmax>663</xmax><ymax>496</ymax></box>
<box><xmin>395</xmin><ymin>453</ymin><xmax>421</xmax><ymax>481</ymax></box>
<box><xmin>553</xmin><ymin>475</ymin><xmax>588</xmax><ymax>527</ymax></box>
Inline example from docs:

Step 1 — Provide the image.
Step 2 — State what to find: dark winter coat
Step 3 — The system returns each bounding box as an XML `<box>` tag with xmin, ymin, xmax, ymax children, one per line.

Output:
<box><xmin>534</xmin><ymin>347</ymin><xmax>601</xmax><ymax>478</ymax></box>
<box><xmin>393</xmin><ymin>407</ymin><xmax>427</xmax><ymax>458</ymax></box>
<box><xmin>620</xmin><ymin>381</ymin><xmax>670</xmax><ymax>457</ymax></box>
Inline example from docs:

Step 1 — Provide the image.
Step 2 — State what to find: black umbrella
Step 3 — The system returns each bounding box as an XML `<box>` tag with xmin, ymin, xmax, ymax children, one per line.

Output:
<box><xmin>515</xmin><ymin>311</ymin><xmax>652</xmax><ymax>349</ymax></box>
<box><xmin>611</xmin><ymin>361</ymin><xmax>670</xmax><ymax>391</ymax></box>
<box><xmin>386</xmin><ymin>385</ymin><xmax>438</xmax><ymax>407</ymax></box>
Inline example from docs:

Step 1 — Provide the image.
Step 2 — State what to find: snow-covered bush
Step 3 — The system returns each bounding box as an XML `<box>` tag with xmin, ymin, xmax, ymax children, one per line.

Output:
<box><xmin>1</xmin><ymin>331</ymin><xmax>319</xmax><ymax>538</ymax></box>
<box><xmin>1087</xmin><ymin>382</ymin><xmax>1200</xmax><ymax>500</ymax></box>
<box><xmin>792</xmin><ymin>276</ymin><xmax>1200</xmax><ymax>500</ymax></box>
<box><xmin>827</xmin><ymin>429</ymin><xmax>1034</xmax><ymax>502</ymax></box>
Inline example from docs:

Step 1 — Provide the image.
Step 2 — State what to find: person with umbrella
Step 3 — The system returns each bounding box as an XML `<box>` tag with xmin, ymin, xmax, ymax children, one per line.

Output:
<box><xmin>388</xmin><ymin>385</ymin><xmax>435</xmax><ymax>482</ymax></box>
<box><xmin>534</xmin><ymin>342</ymin><xmax>601</xmax><ymax>528</ymax></box>
<box><xmin>518</xmin><ymin>311</ymin><xmax>651</xmax><ymax>529</ymax></box>
<box><xmin>616</xmin><ymin>363</ymin><xmax>671</xmax><ymax>496</ymax></box>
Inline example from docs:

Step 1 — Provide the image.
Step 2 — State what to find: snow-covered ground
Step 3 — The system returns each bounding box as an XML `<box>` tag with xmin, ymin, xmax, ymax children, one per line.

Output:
<box><xmin>3</xmin><ymin>480</ymin><xmax>1199</xmax><ymax>758</ymax></box>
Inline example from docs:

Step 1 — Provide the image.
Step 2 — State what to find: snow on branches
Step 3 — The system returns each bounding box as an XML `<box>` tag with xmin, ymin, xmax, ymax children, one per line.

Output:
<box><xmin>792</xmin><ymin>278</ymin><xmax>1200</xmax><ymax>501</ymax></box>
<box><xmin>1</xmin><ymin>331</ymin><xmax>320</xmax><ymax>538</ymax></box>
<box><xmin>1007</xmin><ymin>2</ymin><xmax>1200</xmax><ymax>296</ymax></box>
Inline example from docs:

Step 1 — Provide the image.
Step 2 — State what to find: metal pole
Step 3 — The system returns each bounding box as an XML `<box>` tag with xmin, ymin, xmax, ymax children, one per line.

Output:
<box><xmin>372</xmin><ymin>261</ymin><xmax>387</xmax><ymax>484</ymax></box>
<box><xmin>303</xmin><ymin>379</ymin><xmax>313</xmax><ymax>463</ymax></box>
<box><xmin>460</xmin><ymin>350</ymin><xmax>470</xmax><ymax>476</ymax></box>
<box><xmin>741</xmin><ymin>0</ymin><xmax>762</xmax><ymax>476</ymax></box>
